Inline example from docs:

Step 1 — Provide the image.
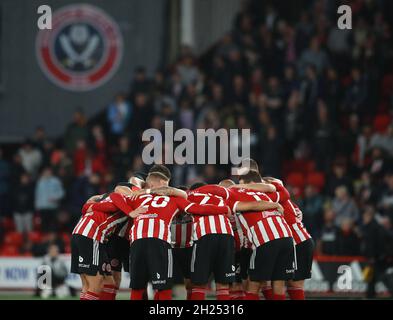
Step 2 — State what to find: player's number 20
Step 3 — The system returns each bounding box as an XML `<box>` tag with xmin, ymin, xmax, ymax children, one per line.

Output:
<box><xmin>140</xmin><ymin>195</ymin><xmax>170</xmax><ymax>208</ymax></box>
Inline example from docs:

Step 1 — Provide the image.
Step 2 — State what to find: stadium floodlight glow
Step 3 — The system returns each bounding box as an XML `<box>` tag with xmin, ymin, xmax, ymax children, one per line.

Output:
<box><xmin>142</xmin><ymin>121</ymin><xmax>252</xmax><ymax>175</ymax></box>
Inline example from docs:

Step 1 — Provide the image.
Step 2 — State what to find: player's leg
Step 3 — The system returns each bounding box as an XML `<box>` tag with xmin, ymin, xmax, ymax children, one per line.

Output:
<box><xmin>260</xmin><ymin>280</ymin><xmax>273</xmax><ymax>300</ymax></box>
<box><xmin>214</xmin><ymin>235</ymin><xmax>236</xmax><ymax>300</ymax></box>
<box><xmin>230</xmin><ymin>249</ymin><xmax>244</xmax><ymax>299</ymax></box>
<box><xmin>148</xmin><ymin>239</ymin><xmax>174</xmax><ymax>300</ymax></box>
<box><xmin>246</xmin><ymin>242</ymin><xmax>277</xmax><ymax>300</ymax></box>
<box><xmin>271</xmin><ymin>237</ymin><xmax>296</xmax><ymax>300</ymax></box>
<box><xmin>71</xmin><ymin>235</ymin><xmax>103</xmax><ymax>300</ymax></box>
<box><xmin>181</xmin><ymin>246</ymin><xmax>194</xmax><ymax>300</ymax></box>
<box><xmin>190</xmin><ymin>236</ymin><xmax>214</xmax><ymax>300</ymax></box>
<box><xmin>240</xmin><ymin>247</ymin><xmax>253</xmax><ymax>297</ymax></box>
<box><xmin>129</xmin><ymin>239</ymin><xmax>149</xmax><ymax>300</ymax></box>
<box><xmin>100</xmin><ymin>274</ymin><xmax>117</xmax><ymax>300</ymax></box>
<box><xmin>70</xmin><ymin>234</ymin><xmax>86</xmax><ymax>300</ymax></box>
<box><xmin>80</xmin><ymin>274</ymin><xmax>88</xmax><ymax>300</ymax></box>
<box><xmin>287</xmin><ymin>238</ymin><xmax>314</xmax><ymax>300</ymax></box>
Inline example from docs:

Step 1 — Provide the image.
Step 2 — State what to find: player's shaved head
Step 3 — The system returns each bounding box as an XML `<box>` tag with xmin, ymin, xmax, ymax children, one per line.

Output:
<box><xmin>239</xmin><ymin>170</ymin><xmax>262</xmax><ymax>184</ymax></box>
<box><xmin>148</xmin><ymin>164</ymin><xmax>171</xmax><ymax>181</ymax></box>
<box><xmin>146</xmin><ymin>164</ymin><xmax>171</xmax><ymax>188</ymax></box>
<box><xmin>243</xmin><ymin>158</ymin><xmax>259</xmax><ymax>171</ymax></box>
<box><xmin>219</xmin><ymin>179</ymin><xmax>235</xmax><ymax>187</ymax></box>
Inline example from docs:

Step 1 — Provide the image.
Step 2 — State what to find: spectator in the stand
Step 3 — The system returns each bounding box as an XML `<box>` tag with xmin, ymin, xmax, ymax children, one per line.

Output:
<box><xmin>327</xmin><ymin>162</ymin><xmax>354</xmax><ymax>196</ymax></box>
<box><xmin>378</xmin><ymin>172</ymin><xmax>393</xmax><ymax>221</ymax></box>
<box><xmin>370</xmin><ymin>124</ymin><xmax>393</xmax><ymax>157</ymax></box>
<box><xmin>332</xmin><ymin>185</ymin><xmax>360</xmax><ymax>226</ymax></box>
<box><xmin>0</xmin><ymin>148</ymin><xmax>10</xmax><ymax>216</ymax></box>
<box><xmin>337</xmin><ymin>218</ymin><xmax>361</xmax><ymax>255</ymax></box>
<box><xmin>129</xmin><ymin>66</ymin><xmax>151</xmax><ymax>98</ymax></box>
<box><xmin>343</xmin><ymin>66</ymin><xmax>369</xmax><ymax>115</ymax></box>
<box><xmin>176</xmin><ymin>47</ymin><xmax>200</xmax><ymax>86</ymax></box>
<box><xmin>318</xmin><ymin>208</ymin><xmax>340</xmax><ymax>255</ymax></box>
<box><xmin>130</xmin><ymin>92</ymin><xmax>154</xmax><ymax>138</ymax></box>
<box><xmin>18</xmin><ymin>140</ymin><xmax>42</xmax><ymax>178</ymax></box>
<box><xmin>300</xmin><ymin>184</ymin><xmax>324</xmax><ymax>236</ymax></box>
<box><xmin>355</xmin><ymin>124</ymin><xmax>373</xmax><ymax>168</ymax></box>
<box><xmin>312</xmin><ymin>100</ymin><xmax>335</xmax><ymax>171</ymax></box>
<box><xmin>32</xmin><ymin>126</ymin><xmax>48</xmax><ymax>153</ymax></box>
<box><xmin>64</xmin><ymin>110</ymin><xmax>89</xmax><ymax>154</ymax></box>
<box><xmin>260</xmin><ymin>125</ymin><xmax>283</xmax><ymax>177</ymax></box>
<box><xmin>35</xmin><ymin>167</ymin><xmax>65</xmax><ymax>233</ymax></box>
<box><xmin>13</xmin><ymin>173</ymin><xmax>35</xmax><ymax>234</ymax></box>
<box><xmin>361</xmin><ymin>206</ymin><xmax>393</xmax><ymax>298</ymax></box>
<box><xmin>298</xmin><ymin>37</ymin><xmax>329</xmax><ymax>76</ymax></box>
<box><xmin>112</xmin><ymin>136</ymin><xmax>133</xmax><ymax>181</ymax></box>
<box><xmin>107</xmin><ymin>93</ymin><xmax>132</xmax><ymax>141</ymax></box>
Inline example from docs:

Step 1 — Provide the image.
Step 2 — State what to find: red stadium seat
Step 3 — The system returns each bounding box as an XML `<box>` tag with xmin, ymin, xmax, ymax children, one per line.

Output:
<box><xmin>61</xmin><ymin>233</ymin><xmax>71</xmax><ymax>246</ymax></box>
<box><xmin>373</xmin><ymin>114</ymin><xmax>391</xmax><ymax>133</ymax></box>
<box><xmin>4</xmin><ymin>231</ymin><xmax>24</xmax><ymax>247</ymax></box>
<box><xmin>286</xmin><ymin>172</ymin><xmax>306</xmax><ymax>189</ymax></box>
<box><xmin>2</xmin><ymin>217</ymin><xmax>15</xmax><ymax>231</ymax></box>
<box><xmin>0</xmin><ymin>245</ymin><xmax>19</xmax><ymax>256</ymax></box>
<box><xmin>28</xmin><ymin>231</ymin><xmax>43</xmax><ymax>243</ymax></box>
<box><xmin>306</xmin><ymin>172</ymin><xmax>326</xmax><ymax>191</ymax></box>
<box><xmin>33</xmin><ymin>215</ymin><xmax>41</xmax><ymax>231</ymax></box>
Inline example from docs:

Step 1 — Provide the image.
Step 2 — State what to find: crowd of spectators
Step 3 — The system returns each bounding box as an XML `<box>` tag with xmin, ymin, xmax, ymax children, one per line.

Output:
<box><xmin>0</xmin><ymin>0</ymin><xmax>393</xmax><ymax>276</ymax></box>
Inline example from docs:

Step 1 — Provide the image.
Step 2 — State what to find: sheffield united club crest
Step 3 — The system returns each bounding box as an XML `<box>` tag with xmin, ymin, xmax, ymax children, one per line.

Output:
<box><xmin>36</xmin><ymin>4</ymin><xmax>123</xmax><ymax>91</ymax></box>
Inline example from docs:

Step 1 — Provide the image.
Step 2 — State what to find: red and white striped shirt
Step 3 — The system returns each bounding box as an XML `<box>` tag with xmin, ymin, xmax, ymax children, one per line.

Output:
<box><xmin>170</xmin><ymin>214</ymin><xmax>193</xmax><ymax>248</ymax></box>
<box><xmin>187</xmin><ymin>187</ymin><xmax>234</xmax><ymax>241</ymax></box>
<box><xmin>284</xmin><ymin>200</ymin><xmax>312</xmax><ymax>245</ymax></box>
<box><xmin>72</xmin><ymin>197</ymin><xmax>129</xmax><ymax>243</ymax></box>
<box><xmin>106</xmin><ymin>193</ymin><xmax>231</xmax><ymax>245</ymax></box>
<box><xmin>269</xmin><ymin>181</ymin><xmax>312</xmax><ymax>245</ymax></box>
<box><xmin>228</xmin><ymin>188</ymin><xmax>293</xmax><ymax>248</ymax></box>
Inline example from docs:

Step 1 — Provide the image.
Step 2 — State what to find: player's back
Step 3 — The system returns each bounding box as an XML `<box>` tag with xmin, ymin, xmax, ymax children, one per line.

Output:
<box><xmin>187</xmin><ymin>187</ymin><xmax>233</xmax><ymax>239</ymax></box>
<box><xmin>127</xmin><ymin>194</ymin><xmax>184</xmax><ymax>243</ymax></box>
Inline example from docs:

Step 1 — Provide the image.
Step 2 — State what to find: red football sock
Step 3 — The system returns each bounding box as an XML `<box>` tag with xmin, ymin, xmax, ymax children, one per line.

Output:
<box><xmin>287</xmin><ymin>287</ymin><xmax>305</xmax><ymax>300</ymax></box>
<box><xmin>216</xmin><ymin>288</ymin><xmax>230</xmax><ymax>300</ymax></box>
<box><xmin>190</xmin><ymin>287</ymin><xmax>206</xmax><ymax>300</ymax></box>
<box><xmin>84</xmin><ymin>291</ymin><xmax>100</xmax><ymax>300</ymax></box>
<box><xmin>80</xmin><ymin>292</ymin><xmax>86</xmax><ymax>300</ymax></box>
<box><xmin>261</xmin><ymin>286</ymin><xmax>273</xmax><ymax>300</ymax></box>
<box><xmin>99</xmin><ymin>284</ymin><xmax>118</xmax><ymax>300</ymax></box>
<box><xmin>272</xmin><ymin>293</ymin><xmax>286</xmax><ymax>300</ymax></box>
<box><xmin>142</xmin><ymin>289</ymin><xmax>149</xmax><ymax>300</ymax></box>
<box><xmin>130</xmin><ymin>289</ymin><xmax>145</xmax><ymax>300</ymax></box>
<box><xmin>230</xmin><ymin>290</ymin><xmax>244</xmax><ymax>300</ymax></box>
<box><xmin>186</xmin><ymin>289</ymin><xmax>192</xmax><ymax>300</ymax></box>
<box><xmin>244</xmin><ymin>292</ymin><xmax>259</xmax><ymax>300</ymax></box>
<box><xmin>156</xmin><ymin>289</ymin><xmax>172</xmax><ymax>300</ymax></box>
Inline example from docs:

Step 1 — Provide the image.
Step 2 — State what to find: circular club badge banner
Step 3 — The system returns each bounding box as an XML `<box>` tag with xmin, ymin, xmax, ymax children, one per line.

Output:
<box><xmin>36</xmin><ymin>4</ymin><xmax>123</xmax><ymax>91</ymax></box>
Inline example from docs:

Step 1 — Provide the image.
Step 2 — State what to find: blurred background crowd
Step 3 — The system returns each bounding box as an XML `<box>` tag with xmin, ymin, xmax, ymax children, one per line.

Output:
<box><xmin>0</xmin><ymin>0</ymin><xmax>393</xmax><ymax>287</ymax></box>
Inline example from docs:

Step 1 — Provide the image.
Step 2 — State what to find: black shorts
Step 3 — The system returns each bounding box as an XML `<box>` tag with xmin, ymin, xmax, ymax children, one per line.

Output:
<box><xmin>106</xmin><ymin>235</ymin><xmax>130</xmax><ymax>272</ymax></box>
<box><xmin>293</xmin><ymin>238</ymin><xmax>314</xmax><ymax>281</ymax></box>
<box><xmin>173</xmin><ymin>247</ymin><xmax>193</xmax><ymax>281</ymax></box>
<box><xmin>191</xmin><ymin>234</ymin><xmax>235</xmax><ymax>285</ymax></box>
<box><xmin>235</xmin><ymin>247</ymin><xmax>253</xmax><ymax>283</ymax></box>
<box><xmin>249</xmin><ymin>237</ymin><xmax>295</xmax><ymax>282</ymax></box>
<box><xmin>129</xmin><ymin>238</ymin><xmax>173</xmax><ymax>290</ymax></box>
<box><xmin>71</xmin><ymin>234</ymin><xmax>111</xmax><ymax>276</ymax></box>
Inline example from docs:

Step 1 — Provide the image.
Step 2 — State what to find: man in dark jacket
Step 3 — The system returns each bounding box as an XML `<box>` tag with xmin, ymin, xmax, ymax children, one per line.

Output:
<box><xmin>361</xmin><ymin>207</ymin><xmax>393</xmax><ymax>298</ymax></box>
